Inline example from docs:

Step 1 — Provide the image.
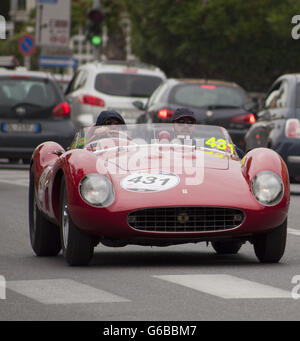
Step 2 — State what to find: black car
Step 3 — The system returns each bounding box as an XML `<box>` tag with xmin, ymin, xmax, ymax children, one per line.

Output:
<box><xmin>245</xmin><ymin>73</ymin><xmax>300</xmax><ymax>182</ymax></box>
<box><xmin>0</xmin><ymin>69</ymin><xmax>75</xmax><ymax>163</ymax></box>
<box><xmin>134</xmin><ymin>79</ymin><xmax>257</xmax><ymax>150</ymax></box>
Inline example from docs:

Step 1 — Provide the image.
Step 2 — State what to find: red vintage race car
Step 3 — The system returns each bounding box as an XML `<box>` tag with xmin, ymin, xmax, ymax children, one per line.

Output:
<box><xmin>29</xmin><ymin>123</ymin><xmax>290</xmax><ymax>266</ymax></box>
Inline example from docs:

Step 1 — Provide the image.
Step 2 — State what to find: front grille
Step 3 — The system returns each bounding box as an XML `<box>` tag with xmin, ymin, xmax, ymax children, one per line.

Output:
<box><xmin>127</xmin><ymin>207</ymin><xmax>245</xmax><ymax>233</ymax></box>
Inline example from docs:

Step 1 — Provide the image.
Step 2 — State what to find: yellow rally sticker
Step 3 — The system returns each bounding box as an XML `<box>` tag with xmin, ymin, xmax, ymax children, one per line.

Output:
<box><xmin>205</xmin><ymin>137</ymin><xmax>234</xmax><ymax>154</ymax></box>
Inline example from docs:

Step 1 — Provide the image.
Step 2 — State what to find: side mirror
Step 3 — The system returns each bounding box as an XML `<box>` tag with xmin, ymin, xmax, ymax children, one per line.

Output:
<box><xmin>258</xmin><ymin>111</ymin><xmax>271</xmax><ymax>120</ymax></box>
<box><xmin>133</xmin><ymin>100</ymin><xmax>145</xmax><ymax>111</ymax></box>
<box><xmin>244</xmin><ymin>100</ymin><xmax>259</xmax><ymax>113</ymax></box>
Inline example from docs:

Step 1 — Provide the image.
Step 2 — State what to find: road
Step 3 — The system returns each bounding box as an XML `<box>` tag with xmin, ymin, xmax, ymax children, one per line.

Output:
<box><xmin>0</xmin><ymin>168</ymin><xmax>300</xmax><ymax>321</ymax></box>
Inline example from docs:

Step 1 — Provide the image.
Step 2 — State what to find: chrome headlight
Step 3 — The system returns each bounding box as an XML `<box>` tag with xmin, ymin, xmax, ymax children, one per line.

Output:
<box><xmin>251</xmin><ymin>171</ymin><xmax>283</xmax><ymax>206</ymax></box>
<box><xmin>79</xmin><ymin>174</ymin><xmax>114</xmax><ymax>207</ymax></box>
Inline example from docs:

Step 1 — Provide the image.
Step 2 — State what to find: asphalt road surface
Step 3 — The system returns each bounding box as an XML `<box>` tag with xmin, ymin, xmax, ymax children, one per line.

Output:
<box><xmin>1</xmin><ymin>168</ymin><xmax>300</xmax><ymax>321</ymax></box>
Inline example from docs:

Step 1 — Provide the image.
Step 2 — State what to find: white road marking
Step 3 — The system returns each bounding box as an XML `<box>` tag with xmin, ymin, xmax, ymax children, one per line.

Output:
<box><xmin>7</xmin><ymin>279</ymin><xmax>130</xmax><ymax>304</ymax></box>
<box><xmin>154</xmin><ymin>274</ymin><xmax>292</xmax><ymax>299</ymax></box>
<box><xmin>288</xmin><ymin>228</ymin><xmax>300</xmax><ymax>236</ymax></box>
<box><xmin>0</xmin><ymin>170</ymin><xmax>29</xmax><ymax>187</ymax></box>
<box><xmin>0</xmin><ymin>179</ymin><xmax>29</xmax><ymax>187</ymax></box>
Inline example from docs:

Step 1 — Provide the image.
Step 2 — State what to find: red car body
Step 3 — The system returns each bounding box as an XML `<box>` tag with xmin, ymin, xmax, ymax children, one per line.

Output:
<box><xmin>29</xmin><ymin>124</ymin><xmax>290</xmax><ymax>265</ymax></box>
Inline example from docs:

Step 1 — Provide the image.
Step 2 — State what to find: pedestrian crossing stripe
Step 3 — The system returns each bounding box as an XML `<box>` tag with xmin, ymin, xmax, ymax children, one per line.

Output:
<box><xmin>153</xmin><ymin>274</ymin><xmax>292</xmax><ymax>299</ymax></box>
<box><xmin>7</xmin><ymin>279</ymin><xmax>130</xmax><ymax>304</ymax></box>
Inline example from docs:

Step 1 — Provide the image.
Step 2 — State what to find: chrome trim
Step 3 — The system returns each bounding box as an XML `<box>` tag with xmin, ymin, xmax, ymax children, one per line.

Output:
<box><xmin>127</xmin><ymin>206</ymin><xmax>245</xmax><ymax>233</ymax></box>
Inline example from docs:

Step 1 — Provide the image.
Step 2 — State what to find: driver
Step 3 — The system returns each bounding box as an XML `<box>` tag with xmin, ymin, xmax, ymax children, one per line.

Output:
<box><xmin>87</xmin><ymin>110</ymin><xmax>126</xmax><ymax>143</ymax></box>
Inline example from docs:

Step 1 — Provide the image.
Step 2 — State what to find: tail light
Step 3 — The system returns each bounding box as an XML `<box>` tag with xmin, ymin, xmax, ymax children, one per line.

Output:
<box><xmin>285</xmin><ymin>119</ymin><xmax>300</xmax><ymax>138</ymax></box>
<box><xmin>52</xmin><ymin>102</ymin><xmax>70</xmax><ymax>117</ymax></box>
<box><xmin>158</xmin><ymin>108</ymin><xmax>175</xmax><ymax>119</ymax></box>
<box><xmin>77</xmin><ymin>94</ymin><xmax>105</xmax><ymax>107</ymax></box>
<box><xmin>231</xmin><ymin>113</ymin><xmax>256</xmax><ymax>124</ymax></box>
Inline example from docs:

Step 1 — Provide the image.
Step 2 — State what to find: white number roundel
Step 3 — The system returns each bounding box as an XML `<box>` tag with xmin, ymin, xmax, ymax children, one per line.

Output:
<box><xmin>121</xmin><ymin>172</ymin><xmax>180</xmax><ymax>193</ymax></box>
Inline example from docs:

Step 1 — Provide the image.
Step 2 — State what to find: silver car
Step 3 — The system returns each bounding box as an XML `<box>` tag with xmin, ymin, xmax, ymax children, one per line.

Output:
<box><xmin>65</xmin><ymin>60</ymin><xmax>166</xmax><ymax>128</ymax></box>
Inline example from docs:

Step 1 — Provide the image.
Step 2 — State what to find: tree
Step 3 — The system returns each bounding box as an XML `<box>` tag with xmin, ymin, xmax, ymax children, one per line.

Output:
<box><xmin>101</xmin><ymin>0</ymin><xmax>127</xmax><ymax>60</ymax></box>
<box><xmin>125</xmin><ymin>0</ymin><xmax>300</xmax><ymax>91</ymax></box>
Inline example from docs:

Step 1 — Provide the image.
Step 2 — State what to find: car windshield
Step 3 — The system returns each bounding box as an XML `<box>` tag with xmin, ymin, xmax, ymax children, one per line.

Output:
<box><xmin>70</xmin><ymin>123</ymin><xmax>236</xmax><ymax>156</ymax></box>
<box><xmin>169</xmin><ymin>84</ymin><xmax>247</xmax><ymax>109</ymax></box>
<box><xmin>0</xmin><ymin>76</ymin><xmax>59</xmax><ymax>116</ymax></box>
<box><xmin>94</xmin><ymin>73</ymin><xmax>163</xmax><ymax>97</ymax></box>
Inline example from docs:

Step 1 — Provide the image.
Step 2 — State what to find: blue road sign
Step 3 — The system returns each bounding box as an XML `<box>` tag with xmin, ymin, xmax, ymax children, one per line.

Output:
<box><xmin>18</xmin><ymin>34</ymin><xmax>36</xmax><ymax>57</ymax></box>
<box><xmin>39</xmin><ymin>56</ymin><xmax>78</xmax><ymax>69</ymax></box>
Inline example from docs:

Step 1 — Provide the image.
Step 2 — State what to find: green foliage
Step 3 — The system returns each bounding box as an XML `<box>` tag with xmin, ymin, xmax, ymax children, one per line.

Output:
<box><xmin>125</xmin><ymin>0</ymin><xmax>300</xmax><ymax>91</ymax></box>
<box><xmin>71</xmin><ymin>0</ymin><xmax>93</xmax><ymax>36</ymax></box>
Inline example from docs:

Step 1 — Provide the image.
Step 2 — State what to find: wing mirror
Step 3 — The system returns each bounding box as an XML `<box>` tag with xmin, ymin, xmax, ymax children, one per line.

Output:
<box><xmin>257</xmin><ymin>111</ymin><xmax>271</xmax><ymax>120</ymax></box>
<box><xmin>133</xmin><ymin>100</ymin><xmax>145</xmax><ymax>111</ymax></box>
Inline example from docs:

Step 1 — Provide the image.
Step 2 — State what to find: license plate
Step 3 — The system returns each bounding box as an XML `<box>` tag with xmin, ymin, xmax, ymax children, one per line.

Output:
<box><xmin>3</xmin><ymin>123</ymin><xmax>39</xmax><ymax>133</ymax></box>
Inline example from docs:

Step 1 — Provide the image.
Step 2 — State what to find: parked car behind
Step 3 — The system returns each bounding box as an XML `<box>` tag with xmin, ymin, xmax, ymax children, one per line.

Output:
<box><xmin>65</xmin><ymin>60</ymin><xmax>166</xmax><ymax>128</ymax></box>
<box><xmin>0</xmin><ymin>68</ymin><xmax>75</xmax><ymax>163</ymax></box>
<box><xmin>135</xmin><ymin>79</ymin><xmax>258</xmax><ymax>150</ymax></box>
<box><xmin>245</xmin><ymin>73</ymin><xmax>300</xmax><ymax>182</ymax></box>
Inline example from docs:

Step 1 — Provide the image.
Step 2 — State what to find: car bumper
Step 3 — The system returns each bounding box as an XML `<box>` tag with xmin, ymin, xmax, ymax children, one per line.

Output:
<box><xmin>70</xmin><ymin>203</ymin><xmax>287</xmax><ymax>244</ymax></box>
<box><xmin>0</xmin><ymin>120</ymin><xmax>75</xmax><ymax>159</ymax></box>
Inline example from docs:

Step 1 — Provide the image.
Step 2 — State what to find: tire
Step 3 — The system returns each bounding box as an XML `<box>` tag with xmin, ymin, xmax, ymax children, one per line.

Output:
<box><xmin>212</xmin><ymin>240</ymin><xmax>242</xmax><ymax>254</ymax></box>
<box><xmin>60</xmin><ymin>178</ymin><xmax>94</xmax><ymax>266</ymax></box>
<box><xmin>29</xmin><ymin>168</ymin><xmax>61</xmax><ymax>256</ymax></box>
<box><xmin>253</xmin><ymin>219</ymin><xmax>287</xmax><ymax>263</ymax></box>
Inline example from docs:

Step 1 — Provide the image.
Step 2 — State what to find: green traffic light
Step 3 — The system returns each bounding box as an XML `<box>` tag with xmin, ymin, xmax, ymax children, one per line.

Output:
<box><xmin>91</xmin><ymin>35</ymin><xmax>102</xmax><ymax>46</ymax></box>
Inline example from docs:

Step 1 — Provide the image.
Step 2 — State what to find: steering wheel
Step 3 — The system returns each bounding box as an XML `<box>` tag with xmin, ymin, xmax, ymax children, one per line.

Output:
<box><xmin>106</xmin><ymin>129</ymin><xmax>132</xmax><ymax>140</ymax></box>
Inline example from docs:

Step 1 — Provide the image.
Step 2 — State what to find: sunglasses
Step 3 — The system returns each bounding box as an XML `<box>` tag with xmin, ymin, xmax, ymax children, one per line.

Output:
<box><xmin>176</xmin><ymin>119</ymin><xmax>196</xmax><ymax>125</ymax></box>
<box><xmin>104</xmin><ymin>119</ymin><xmax>122</xmax><ymax>125</ymax></box>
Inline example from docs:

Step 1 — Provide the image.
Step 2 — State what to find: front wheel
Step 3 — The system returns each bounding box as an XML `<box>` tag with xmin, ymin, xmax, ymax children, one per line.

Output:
<box><xmin>253</xmin><ymin>219</ymin><xmax>287</xmax><ymax>263</ymax></box>
<box><xmin>60</xmin><ymin>178</ymin><xmax>94</xmax><ymax>266</ymax></box>
<box><xmin>29</xmin><ymin>168</ymin><xmax>61</xmax><ymax>256</ymax></box>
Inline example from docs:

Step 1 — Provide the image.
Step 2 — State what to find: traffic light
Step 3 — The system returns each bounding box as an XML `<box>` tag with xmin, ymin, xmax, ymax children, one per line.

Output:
<box><xmin>86</xmin><ymin>7</ymin><xmax>104</xmax><ymax>46</ymax></box>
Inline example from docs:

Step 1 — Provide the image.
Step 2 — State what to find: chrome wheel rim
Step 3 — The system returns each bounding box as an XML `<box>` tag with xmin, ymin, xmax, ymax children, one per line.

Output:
<box><xmin>62</xmin><ymin>193</ymin><xmax>69</xmax><ymax>250</ymax></box>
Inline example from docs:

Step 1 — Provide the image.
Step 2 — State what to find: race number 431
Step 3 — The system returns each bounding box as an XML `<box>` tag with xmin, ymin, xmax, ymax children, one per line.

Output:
<box><xmin>292</xmin><ymin>15</ymin><xmax>300</xmax><ymax>40</ymax></box>
<box><xmin>0</xmin><ymin>275</ymin><xmax>6</xmax><ymax>299</ymax></box>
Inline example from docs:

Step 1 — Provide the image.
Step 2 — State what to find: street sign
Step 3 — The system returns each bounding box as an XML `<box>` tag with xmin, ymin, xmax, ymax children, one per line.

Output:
<box><xmin>36</xmin><ymin>0</ymin><xmax>70</xmax><ymax>48</ymax></box>
<box><xmin>39</xmin><ymin>56</ymin><xmax>78</xmax><ymax>69</ymax></box>
<box><xmin>18</xmin><ymin>34</ymin><xmax>36</xmax><ymax>57</ymax></box>
<box><xmin>42</xmin><ymin>46</ymin><xmax>73</xmax><ymax>58</ymax></box>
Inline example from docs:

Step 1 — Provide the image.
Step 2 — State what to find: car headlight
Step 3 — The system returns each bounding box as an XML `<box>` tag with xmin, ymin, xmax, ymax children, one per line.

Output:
<box><xmin>79</xmin><ymin>174</ymin><xmax>114</xmax><ymax>207</ymax></box>
<box><xmin>251</xmin><ymin>171</ymin><xmax>283</xmax><ymax>206</ymax></box>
